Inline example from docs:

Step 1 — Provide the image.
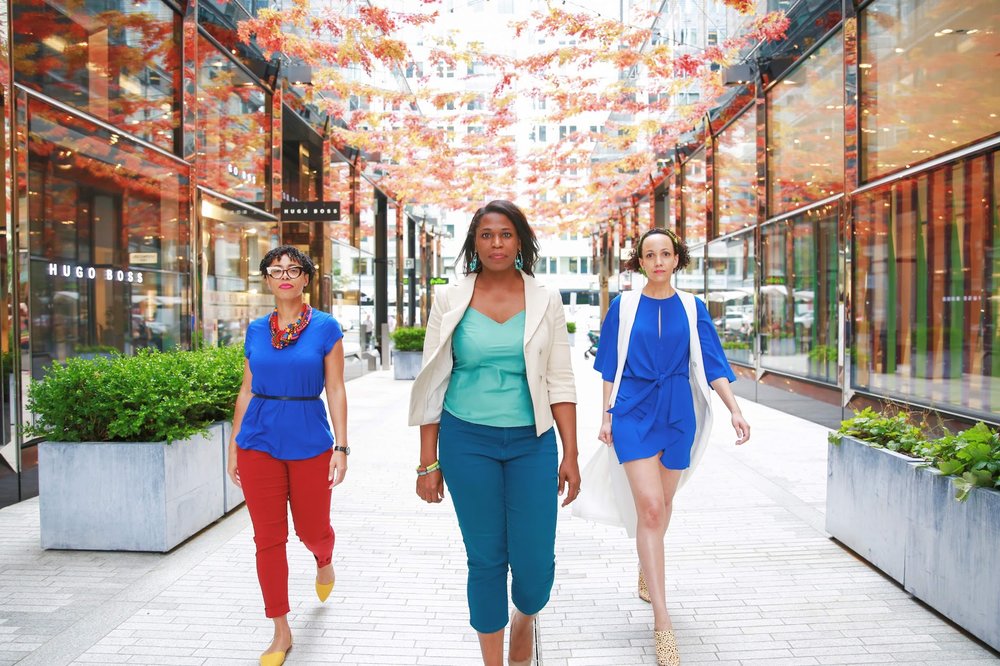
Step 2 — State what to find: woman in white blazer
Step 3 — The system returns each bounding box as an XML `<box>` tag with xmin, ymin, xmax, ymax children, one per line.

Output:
<box><xmin>409</xmin><ymin>200</ymin><xmax>580</xmax><ymax>666</ymax></box>
<box><xmin>593</xmin><ymin>228</ymin><xmax>750</xmax><ymax>666</ymax></box>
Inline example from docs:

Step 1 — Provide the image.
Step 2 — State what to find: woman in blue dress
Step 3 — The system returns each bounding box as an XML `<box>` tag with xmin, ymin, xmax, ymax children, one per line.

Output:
<box><xmin>227</xmin><ymin>245</ymin><xmax>349</xmax><ymax>666</ymax></box>
<box><xmin>594</xmin><ymin>228</ymin><xmax>750</xmax><ymax>666</ymax></box>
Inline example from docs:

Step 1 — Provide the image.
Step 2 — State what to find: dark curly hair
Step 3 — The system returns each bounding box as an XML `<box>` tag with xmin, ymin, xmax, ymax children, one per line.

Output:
<box><xmin>458</xmin><ymin>200</ymin><xmax>540</xmax><ymax>276</ymax></box>
<box><xmin>624</xmin><ymin>228</ymin><xmax>690</xmax><ymax>273</ymax></box>
<box><xmin>259</xmin><ymin>244</ymin><xmax>317</xmax><ymax>281</ymax></box>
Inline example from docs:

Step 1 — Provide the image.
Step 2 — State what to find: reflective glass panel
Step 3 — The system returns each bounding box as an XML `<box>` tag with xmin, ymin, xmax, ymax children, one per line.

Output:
<box><xmin>706</xmin><ymin>231</ymin><xmax>755</xmax><ymax>366</ymax></box>
<box><xmin>682</xmin><ymin>148</ymin><xmax>707</xmax><ymax>244</ymax></box>
<box><xmin>13</xmin><ymin>0</ymin><xmax>181</xmax><ymax>152</ymax></box>
<box><xmin>200</xmin><ymin>196</ymin><xmax>278</xmax><ymax>347</ymax></box>
<box><xmin>860</xmin><ymin>0</ymin><xmax>1000</xmax><ymax>179</ymax></box>
<box><xmin>760</xmin><ymin>202</ymin><xmax>839</xmax><ymax>383</ymax></box>
<box><xmin>25</xmin><ymin>98</ymin><xmax>190</xmax><ymax>378</ymax></box>
<box><xmin>853</xmin><ymin>151</ymin><xmax>999</xmax><ymax>420</ymax></box>
<box><xmin>675</xmin><ymin>243</ymin><xmax>706</xmax><ymax>298</ymax></box>
<box><xmin>716</xmin><ymin>110</ymin><xmax>757</xmax><ymax>235</ymax></box>
<box><xmin>197</xmin><ymin>36</ymin><xmax>270</xmax><ymax>206</ymax></box>
<box><xmin>767</xmin><ymin>32</ymin><xmax>844</xmax><ymax>216</ymax></box>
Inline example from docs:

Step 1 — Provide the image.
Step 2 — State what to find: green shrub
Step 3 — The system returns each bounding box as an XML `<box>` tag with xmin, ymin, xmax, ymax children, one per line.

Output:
<box><xmin>722</xmin><ymin>341</ymin><xmax>750</xmax><ymax>350</ymax></box>
<box><xmin>807</xmin><ymin>344</ymin><xmax>838</xmax><ymax>363</ymax></box>
<box><xmin>828</xmin><ymin>406</ymin><xmax>925</xmax><ymax>456</ymax></box>
<box><xmin>25</xmin><ymin>345</ymin><xmax>245</xmax><ymax>443</ymax></box>
<box><xmin>831</xmin><ymin>407</ymin><xmax>1000</xmax><ymax>501</ymax></box>
<box><xmin>390</xmin><ymin>326</ymin><xmax>426</xmax><ymax>352</ymax></box>
<box><xmin>917</xmin><ymin>423</ymin><xmax>1000</xmax><ymax>500</ymax></box>
<box><xmin>566</xmin><ymin>321</ymin><xmax>577</xmax><ymax>334</ymax></box>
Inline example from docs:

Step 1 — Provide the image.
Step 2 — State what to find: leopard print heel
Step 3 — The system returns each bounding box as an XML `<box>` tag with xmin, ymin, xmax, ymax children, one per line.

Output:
<box><xmin>638</xmin><ymin>568</ymin><xmax>651</xmax><ymax>603</ymax></box>
<box><xmin>654</xmin><ymin>629</ymin><xmax>680</xmax><ymax>666</ymax></box>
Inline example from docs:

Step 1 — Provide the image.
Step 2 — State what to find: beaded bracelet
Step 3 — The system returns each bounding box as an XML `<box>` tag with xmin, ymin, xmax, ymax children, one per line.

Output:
<box><xmin>416</xmin><ymin>460</ymin><xmax>441</xmax><ymax>476</ymax></box>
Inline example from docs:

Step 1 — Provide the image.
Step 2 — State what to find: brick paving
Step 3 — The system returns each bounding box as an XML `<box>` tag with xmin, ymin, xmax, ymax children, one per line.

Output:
<box><xmin>1</xmin><ymin>352</ymin><xmax>997</xmax><ymax>665</ymax></box>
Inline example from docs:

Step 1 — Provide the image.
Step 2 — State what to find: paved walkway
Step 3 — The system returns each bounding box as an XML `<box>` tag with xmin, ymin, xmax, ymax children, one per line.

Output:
<box><xmin>1</xmin><ymin>352</ymin><xmax>997</xmax><ymax>665</ymax></box>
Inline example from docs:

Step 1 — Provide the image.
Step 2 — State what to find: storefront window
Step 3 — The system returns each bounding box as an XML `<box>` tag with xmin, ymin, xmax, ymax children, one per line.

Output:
<box><xmin>675</xmin><ymin>244</ymin><xmax>706</xmax><ymax>297</ymax></box>
<box><xmin>760</xmin><ymin>202</ymin><xmax>839</xmax><ymax>383</ymax></box>
<box><xmin>682</xmin><ymin>148</ymin><xmax>707</xmax><ymax>244</ymax></box>
<box><xmin>860</xmin><ymin>0</ymin><xmax>1000</xmax><ymax>179</ymax></box>
<box><xmin>282</xmin><ymin>108</ymin><xmax>323</xmax><ymax>203</ymax></box>
<box><xmin>197</xmin><ymin>36</ymin><xmax>270</xmax><ymax>207</ymax></box>
<box><xmin>13</xmin><ymin>0</ymin><xmax>181</xmax><ymax>153</ymax></box>
<box><xmin>24</xmin><ymin>98</ymin><xmax>190</xmax><ymax>377</ymax></box>
<box><xmin>706</xmin><ymin>231</ymin><xmax>755</xmax><ymax>365</ymax></box>
<box><xmin>200</xmin><ymin>195</ymin><xmax>277</xmax><ymax>347</ymax></box>
<box><xmin>767</xmin><ymin>32</ymin><xmax>844</xmax><ymax>216</ymax></box>
<box><xmin>716</xmin><ymin>111</ymin><xmax>757</xmax><ymax>235</ymax></box>
<box><xmin>853</xmin><ymin>151</ymin><xmax>999</xmax><ymax>420</ymax></box>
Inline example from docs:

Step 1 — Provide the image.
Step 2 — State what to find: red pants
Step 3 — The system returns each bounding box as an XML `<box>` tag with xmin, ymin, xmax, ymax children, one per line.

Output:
<box><xmin>238</xmin><ymin>448</ymin><xmax>335</xmax><ymax>618</ymax></box>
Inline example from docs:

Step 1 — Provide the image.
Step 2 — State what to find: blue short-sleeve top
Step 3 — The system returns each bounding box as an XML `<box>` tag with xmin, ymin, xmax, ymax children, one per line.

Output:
<box><xmin>236</xmin><ymin>309</ymin><xmax>344</xmax><ymax>460</ymax></box>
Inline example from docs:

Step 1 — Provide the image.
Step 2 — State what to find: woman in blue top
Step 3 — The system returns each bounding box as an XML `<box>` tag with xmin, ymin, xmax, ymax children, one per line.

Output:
<box><xmin>409</xmin><ymin>200</ymin><xmax>580</xmax><ymax>666</ymax></box>
<box><xmin>593</xmin><ymin>228</ymin><xmax>750</xmax><ymax>666</ymax></box>
<box><xmin>227</xmin><ymin>245</ymin><xmax>348</xmax><ymax>666</ymax></box>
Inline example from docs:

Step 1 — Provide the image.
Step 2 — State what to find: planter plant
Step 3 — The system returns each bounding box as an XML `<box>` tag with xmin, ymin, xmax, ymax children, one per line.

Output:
<box><xmin>826</xmin><ymin>408</ymin><xmax>1000</xmax><ymax>651</ymax></box>
<box><xmin>566</xmin><ymin>321</ymin><xmax>576</xmax><ymax>347</ymax></box>
<box><xmin>390</xmin><ymin>326</ymin><xmax>426</xmax><ymax>380</ymax></box>
<box><xmin>28</xmin><ymin>345</ymin><xmax>245</xmax><ymax>552</ymax></box>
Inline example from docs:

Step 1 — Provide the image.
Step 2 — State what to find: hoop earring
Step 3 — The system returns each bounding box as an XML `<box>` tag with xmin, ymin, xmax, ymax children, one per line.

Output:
<box><xmin>514</xmin><ymin>250</ymin><xmax>524</xmax><ymax>271</ymax></box>
<box><xmin>468</xmin><ymin>252</ymin><xmax>479</xmax><ymax>272</ymax></box>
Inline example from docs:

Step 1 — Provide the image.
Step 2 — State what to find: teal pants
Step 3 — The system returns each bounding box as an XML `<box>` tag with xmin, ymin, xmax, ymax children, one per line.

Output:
<box><xmin>439</xmin><ymin>410</ymin><xmax>558</xmax><ymax>633</ymax></box>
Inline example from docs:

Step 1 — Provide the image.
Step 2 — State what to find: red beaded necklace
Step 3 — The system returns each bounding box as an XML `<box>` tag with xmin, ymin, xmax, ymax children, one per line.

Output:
<box><xmin>269</xmin><ymin>303</ymin><xmax>312</xmax><ymax>349</ymax></box>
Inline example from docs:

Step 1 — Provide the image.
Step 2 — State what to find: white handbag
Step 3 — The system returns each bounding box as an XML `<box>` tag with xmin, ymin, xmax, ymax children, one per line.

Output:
<box><xmin>571</xmin><ymin>444</ymin><xmax>638</xmax><ymax>537</ymax></box>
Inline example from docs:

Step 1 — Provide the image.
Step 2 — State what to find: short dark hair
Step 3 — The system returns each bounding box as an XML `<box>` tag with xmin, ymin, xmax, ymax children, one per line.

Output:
<box><xmin>259</xmin><ymin>245</ymin><xmax>316</xmax><ymax>281</ymax></box>
<box><xmin>458</xmin><ymin>200</ymin><xmax>540</xmax><ymax>276</ymax></box>
<box><xmin>624</xmin><ymin>228</ymin><xmax>690</xmax><ymax>273</ymax></box>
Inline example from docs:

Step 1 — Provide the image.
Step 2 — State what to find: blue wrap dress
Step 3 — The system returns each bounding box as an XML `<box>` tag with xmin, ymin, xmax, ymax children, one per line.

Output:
<box><xmin>594</xmin><ymin>293</ymin><xmax>735</xmax><ymax>469</ymax></box>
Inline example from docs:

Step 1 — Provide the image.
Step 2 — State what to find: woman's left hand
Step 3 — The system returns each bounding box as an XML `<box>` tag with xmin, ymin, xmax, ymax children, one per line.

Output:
<box><xmin>732</xmin><ymin>412</ymin><xmax>751</xmax><ymax>445</ymax></box>
<box><xmin>329</xmin><ymin>451</ymin><xmax>347</xmax><ymax>489</ymax></box>
<box><xmin>558</xmin><ymin>457</ymin><xmax>581</xmax><ymax>507</ymax></box>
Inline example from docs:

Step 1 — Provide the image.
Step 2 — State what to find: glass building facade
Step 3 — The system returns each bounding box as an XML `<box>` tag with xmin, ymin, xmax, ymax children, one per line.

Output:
<box><xmin>606</xmin><ymin>0</ymin><xmax>1000</xmax><ymax>430</ymax></box>
<box><xmin>0</xmin><ymin>0</ymin><xmax>414</xmax><ymax>507</ymax></box>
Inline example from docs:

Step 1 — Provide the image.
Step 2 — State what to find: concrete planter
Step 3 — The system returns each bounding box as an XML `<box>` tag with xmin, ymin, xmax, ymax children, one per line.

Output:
<box><xmin>221</xmin><ymin>422</ymin><xmax>245</xmax><ymax>513</ymax></box>
<box><xmin>826</xmin><ymin>436</ymin><xmax>1000</xmax><ymax>651</ymax></box>
<box><xmin>903</xmin><ymin>467</ymin><xmax>1000</xmax><ymax>651</ymax></box>
<box><xmin>826</xmin><ymin>435</ymin><xmax>918</xmax><ymax>582</ymax></box>
<box><xmin>391</xmin><ymin>350</ymin><xmax>423</xmax><ymax>380</ymax></box>
<box><xmin>38</xmin><ymin>424</ymin><xmax>225</xmax><ymax>552</ymax></box>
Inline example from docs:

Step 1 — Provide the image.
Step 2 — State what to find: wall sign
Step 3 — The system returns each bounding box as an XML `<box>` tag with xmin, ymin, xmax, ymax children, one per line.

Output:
<box><xmin>47</xmin><ymin>262</ymin><xmax>144</xmax><ymax>284</ymax></box>
<box><xmin>281</xmin><ymin>201</ymin><xmax>341</xmax><ymax>221</ymax></box>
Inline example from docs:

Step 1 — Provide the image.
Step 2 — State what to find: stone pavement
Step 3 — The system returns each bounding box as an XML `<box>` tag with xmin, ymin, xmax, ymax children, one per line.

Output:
<box><xmin>1</xmin><ymin>352</ymin><xmax>998</xmax><ymax>666</ymax></box>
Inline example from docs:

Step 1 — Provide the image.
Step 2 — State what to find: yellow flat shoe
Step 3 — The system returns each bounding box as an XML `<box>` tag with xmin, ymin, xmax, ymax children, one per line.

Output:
<box><xmin>260</xmin><ymin>645</ymin><xmax>291</xmax><ymax>666</ymax></box>
<box><xmin>316</xmin><ymin>579</ymin><xmax>334</xmax><ymax>602</ymax></box>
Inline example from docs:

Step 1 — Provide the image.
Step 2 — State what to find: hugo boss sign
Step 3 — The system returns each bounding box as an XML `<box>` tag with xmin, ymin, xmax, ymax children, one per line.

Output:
<box><xmin>47</xmin><ymin>262</ymin><xmax>144</xmax><ymax>284</ymax></box>
<box><xmin>280</xmin><ymin>201</ymin><xmax>341</xmax><ymax>221</ymax></box>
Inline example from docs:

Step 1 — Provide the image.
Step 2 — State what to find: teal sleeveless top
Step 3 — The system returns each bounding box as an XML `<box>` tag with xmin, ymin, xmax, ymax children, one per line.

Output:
<box><xmin>443</xmin><ymin>308</ymin><xmax>535</xmax><ymax>427</ymax></box>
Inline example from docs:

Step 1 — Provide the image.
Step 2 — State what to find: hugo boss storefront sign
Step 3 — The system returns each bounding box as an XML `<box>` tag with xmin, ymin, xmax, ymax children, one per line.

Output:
<box><xmin>21</xmin><ymin>96</ymin><xmax>193</xmax><ymax>378</ymax></box>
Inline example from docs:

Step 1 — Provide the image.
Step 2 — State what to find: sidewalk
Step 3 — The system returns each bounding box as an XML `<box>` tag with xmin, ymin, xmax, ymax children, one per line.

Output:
<box><xmin>1</xmin><ymin>352</ymin><xmax>997</xmax><ymax>665</ymax></box>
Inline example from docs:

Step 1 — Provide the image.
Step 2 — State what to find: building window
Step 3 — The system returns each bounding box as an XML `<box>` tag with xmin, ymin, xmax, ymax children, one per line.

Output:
<box><xmin>682</xmin><ymin>148</ymin><xmax>707</xmax><ymax>245</ymax></box>
<box><xmin>706</xmin><ymin>230</ymin><xmax>755</xmax><ymax>366</ymax></box>
<box><xmin>860</xmin><ymin>0</ymin><xmax>1000</xmax><ymax>180</ymax></box>
<box><xmin>24</xmin><ymin>97</ymin><xmax>191</xmax><ymax>374</ymax></box>
<box><xmin>852</xmin><ymin>151</ymin><xmax>999</xmax><ymax>420</ymax></box>
<box><xmin>12</xmin><ymin>0</ymin><xmax>182</xmax><ymax>153</ymax></box>
<box><xmin>538</xmin><ymin>125</ymin><xmax>547</xmax><ymax>142</ymax></box>
<box><xmin>715</xmin><ymin>110</ymin><xmax>757</xmax><ymax>235</ymax></box>
<box><xmin>536</xmin><ymin>256</ymin><xmax>547</xmax><ymax>274</ymax></box>
<box><xmin>767</xmin><ymin>31</ymin><xmax>844</xmax><ymax>216</ymax></box>
<box><xmin>569</xmin><ymin>257</ymin><xmax>579</xmax><ymax>273</ymax></box>
<box><xmin>197</xmin><ymin>36</ymin><xmax>271</xmax><ymax>207</ymax></box>
<box><xmin>760</xmin><ymin>203</ymin><xmax>839</xmax><ymax>384</ymax></box>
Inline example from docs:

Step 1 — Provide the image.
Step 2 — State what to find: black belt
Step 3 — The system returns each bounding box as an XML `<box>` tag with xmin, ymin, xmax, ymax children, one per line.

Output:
<box><xmin>253</xmin><ymin>393</ymin><xmax>321</xmax><ymax>401</ymax></box>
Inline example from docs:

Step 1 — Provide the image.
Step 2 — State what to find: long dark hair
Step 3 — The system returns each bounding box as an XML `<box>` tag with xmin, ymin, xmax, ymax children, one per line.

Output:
<box><xmin>624</xmin><ymin>228</ymin><xmax>690</xmax><ymax>273</ymax></box>
<box><xmin>458</xmin><ymin>200</ymin><xmax>540</xmax><ymax>276</ymax></box>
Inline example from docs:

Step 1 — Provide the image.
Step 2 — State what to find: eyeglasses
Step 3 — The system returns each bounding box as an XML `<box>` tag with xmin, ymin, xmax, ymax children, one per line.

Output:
<box><xmin>264</xmin><ymin>266</ymin><xmax>304</xmax><ymax>279</ymax></box>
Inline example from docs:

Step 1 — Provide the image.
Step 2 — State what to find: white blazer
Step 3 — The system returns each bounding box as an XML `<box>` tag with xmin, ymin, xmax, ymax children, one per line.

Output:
<box><xmin>576</xmin><ymin>288</ymin><xmax>714</xmax><ymax>537</ymax></box>
<box><xmin>408</xmin><ymin>272</ymin><xmax>577</xmax><ymax>437</ymax></box>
